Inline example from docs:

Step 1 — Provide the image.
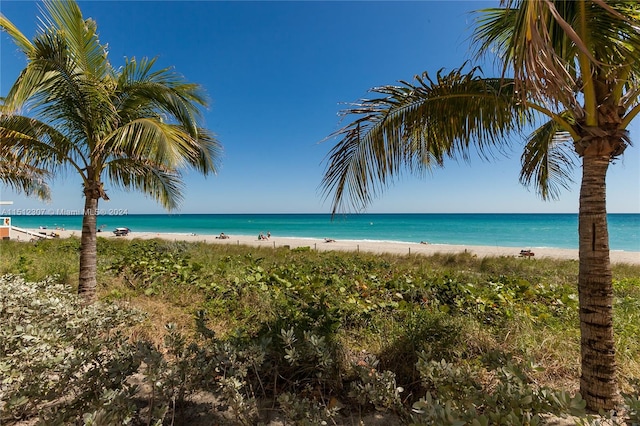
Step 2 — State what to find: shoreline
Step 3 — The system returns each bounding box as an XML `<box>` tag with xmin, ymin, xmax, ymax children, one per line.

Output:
<box><xmin>7</xmin><ymin>212</ymin><xmax>638</xmax><ymax>252</ymax></box>
<box><xmin>15</xmin><ymin>228</ymin><xmax>640</xmax><ymax>265</ymax></box>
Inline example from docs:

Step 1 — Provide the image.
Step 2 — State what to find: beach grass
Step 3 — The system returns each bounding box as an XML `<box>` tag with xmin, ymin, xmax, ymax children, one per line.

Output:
<box><xmin>1</xmin><ymin>236</ymin><xmax>639</xmax><ymax>424</ymax></box>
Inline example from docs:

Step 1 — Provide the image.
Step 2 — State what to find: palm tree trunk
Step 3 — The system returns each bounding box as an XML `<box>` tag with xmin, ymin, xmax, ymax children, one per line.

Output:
<box><xmin>578</xmin><ymin>154</ymin><xmax>618</xmax><ymax>411</ymax></box>
<box><xmin>78</xmin><ymin>195</ymin><xmax>98</xmax><ymax>304</ymax></box>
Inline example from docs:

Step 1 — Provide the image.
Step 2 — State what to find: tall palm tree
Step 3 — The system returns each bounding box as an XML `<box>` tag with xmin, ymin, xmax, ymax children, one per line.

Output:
<box><xmin>321</xmin><ymin>0</ymin><xmax>639</xmax><ymax>411</ymax></box>
<box><xmin>0</xmin><ymin>0</ymin><xmax>222</xmax><ymax>303</ymax></box>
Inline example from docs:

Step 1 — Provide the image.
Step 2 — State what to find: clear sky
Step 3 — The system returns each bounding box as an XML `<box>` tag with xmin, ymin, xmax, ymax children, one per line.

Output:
<box><xmin>1</xmin><ymin>1</ymin><xmax>638</xmax><ymax>214</ymax></box>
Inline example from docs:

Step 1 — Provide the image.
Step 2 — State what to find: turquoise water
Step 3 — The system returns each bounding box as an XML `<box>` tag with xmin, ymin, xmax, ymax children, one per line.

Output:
<box><xmin>6</xmin><ymin>213</ymin><xmax>639</xmax><ymax>252</ymax></box>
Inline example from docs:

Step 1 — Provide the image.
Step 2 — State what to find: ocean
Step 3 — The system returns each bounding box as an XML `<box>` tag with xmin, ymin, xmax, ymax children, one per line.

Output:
<box><xmin>5</xmin><ymin>213</ymin><xmax>639</xmax><ymax>252</ymax></box>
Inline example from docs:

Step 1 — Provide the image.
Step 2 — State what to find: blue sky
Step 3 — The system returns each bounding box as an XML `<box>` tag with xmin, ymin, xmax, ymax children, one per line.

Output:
<box><xmin>1</xmin><ymin>1</ymin><xmax>638</xmax><ymax>214</ymax></box>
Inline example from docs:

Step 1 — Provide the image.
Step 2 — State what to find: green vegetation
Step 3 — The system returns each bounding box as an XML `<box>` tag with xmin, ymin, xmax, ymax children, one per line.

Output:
<box><xmin>1</xmin><ymin>237</ymin><xmax>639</xmax><ymax>424</ymax></box>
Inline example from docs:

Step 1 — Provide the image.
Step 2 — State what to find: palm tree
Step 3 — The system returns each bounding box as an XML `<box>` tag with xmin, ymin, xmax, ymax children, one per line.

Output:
<box><xmin>321</xmin><ymin>0</ymin><xmax>639</xmax><ymax>411</ymax></box>
<box><xmin>0</xmin><ymin>0</ymin><xmax>222</xmax><ymax>303</ymax></box>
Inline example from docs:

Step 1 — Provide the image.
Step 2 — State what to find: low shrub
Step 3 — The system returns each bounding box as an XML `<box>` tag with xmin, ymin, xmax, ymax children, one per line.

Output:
<box><xmin>2</xmin><ymin>237</ymin><xmax>639</xmax><ymax>424</ymax></box>
<box><xmin>0</xmin><ymin>274</ymin><xmax>142</xmax><ymax>424</ymax></box>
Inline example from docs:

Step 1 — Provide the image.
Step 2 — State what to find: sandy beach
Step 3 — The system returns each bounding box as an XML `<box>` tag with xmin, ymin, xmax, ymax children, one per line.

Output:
<box><xmin>15</xmin><ymin>227</ymin><xmax>640</xmax><ymax>265</ymax></box>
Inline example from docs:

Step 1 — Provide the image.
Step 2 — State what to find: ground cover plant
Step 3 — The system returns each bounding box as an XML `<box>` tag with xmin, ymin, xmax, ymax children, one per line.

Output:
<box><xmin>1</xmin><ymin>237</ymin><xmax>639</xmax><ymax>425</ymax></box>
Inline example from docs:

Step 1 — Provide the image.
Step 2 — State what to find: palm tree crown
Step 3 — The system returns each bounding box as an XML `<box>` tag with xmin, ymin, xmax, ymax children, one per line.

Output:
<box><xmin>1</xmin><ymin>3</ymin><xmax>221</xmax><ymax>207</ymax></box>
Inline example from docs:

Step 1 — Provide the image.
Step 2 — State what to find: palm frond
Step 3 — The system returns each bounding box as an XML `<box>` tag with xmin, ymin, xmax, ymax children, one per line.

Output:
<box><xmin>189</xmin><ymin>127</ymin><xmax>222</xmax><ymax>174</ymax></box>
<box><xmin>585</xmin><ymin>1</ymin><xmax>640</xmax><ymax>74</ymax></box>
<box><xmin>321</xmin><ymin>66</ymin><xmax>526</xmax><ymax>214</ymax></box>
<box><xmin>0</xmin><ymin>13</ymin><xmax>34</xmax><ymax>55</ymax></box>
<box><xmin>42</xmin><ymin>0</ymin><xmax>110</xmax><ymax>80</ymax></box>
<box><xmin>115</xmin><ymin>57</ymin><xmax>208</xmax><ymax>135</ymax></box>
<box><xmin>4</xmin><ymin>28</ymin><xmax>113</xmax><ymax>151</ymax></box>
<box><xmin>106</xmin><ymin>119</ymin><xmax>207</xmax><ymax>169</ymax></box>
<box><xmin>1</xmin><ymin>34</ymin><xmax>62</xmax><ymax>111</ymax></box>
<box><xmin>473</xmin><ymin>2</ymin><xmax>579</xmax><ymax>110</ymax></box>
<box><xmin>0</xmin><ymin>150</ymin><xmax>51</xmax><ymax>200</ymax></box>
<box><xmin>0</xmin><ymin>114</ymin><xmax>81</xmax><ymax>171</ymax></box>
<box><xmin>519</xmin><ymin>115</ymin><xmax>576</xmax><ymax>200</ymax></box>
<box><xmin>621</xmin><ymin>66</ymin><xmax>640</xmax><ymax>112</ymax></box>
<box><xmin>106</xmin><ymin>158</ymin><xmax>184</xmax><ymax>210</ymax></box>
<box><xmin>13</xmin><ymin>2</ymin><xmax>115</xmax><ymax>150</ymax></box>
<box><xmin>474</xmin><ymin>1</ymin><xmax>640</xmax><ymax>114</ymax></box>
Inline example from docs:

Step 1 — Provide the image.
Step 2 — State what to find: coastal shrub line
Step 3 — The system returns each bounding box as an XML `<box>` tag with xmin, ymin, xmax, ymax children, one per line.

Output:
<box><xmin>0</xmin><ymin>238</ymin><xmax>639</xmax><ymax>424</ymax></box>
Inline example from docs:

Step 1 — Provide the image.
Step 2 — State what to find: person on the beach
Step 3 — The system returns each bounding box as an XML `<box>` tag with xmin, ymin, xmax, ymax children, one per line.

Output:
<box><xmin>267</xmin><ymin>231</ymin><xmax>271</xmax><ymax>239</ymax></box>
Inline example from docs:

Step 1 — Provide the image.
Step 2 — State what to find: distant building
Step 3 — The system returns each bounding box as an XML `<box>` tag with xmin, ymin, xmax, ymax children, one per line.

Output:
<box><xmin>0</xmin><ymin>201</ymin><xmax>13</xmax><ymax>240</ymax></box>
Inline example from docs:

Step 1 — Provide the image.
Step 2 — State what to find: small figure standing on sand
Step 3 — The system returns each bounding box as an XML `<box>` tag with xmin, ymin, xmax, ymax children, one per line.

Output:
<box><xmin>267</xmin><ymin>231</ymin><xmax>271</xmax><ymax>239</ymax></box>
